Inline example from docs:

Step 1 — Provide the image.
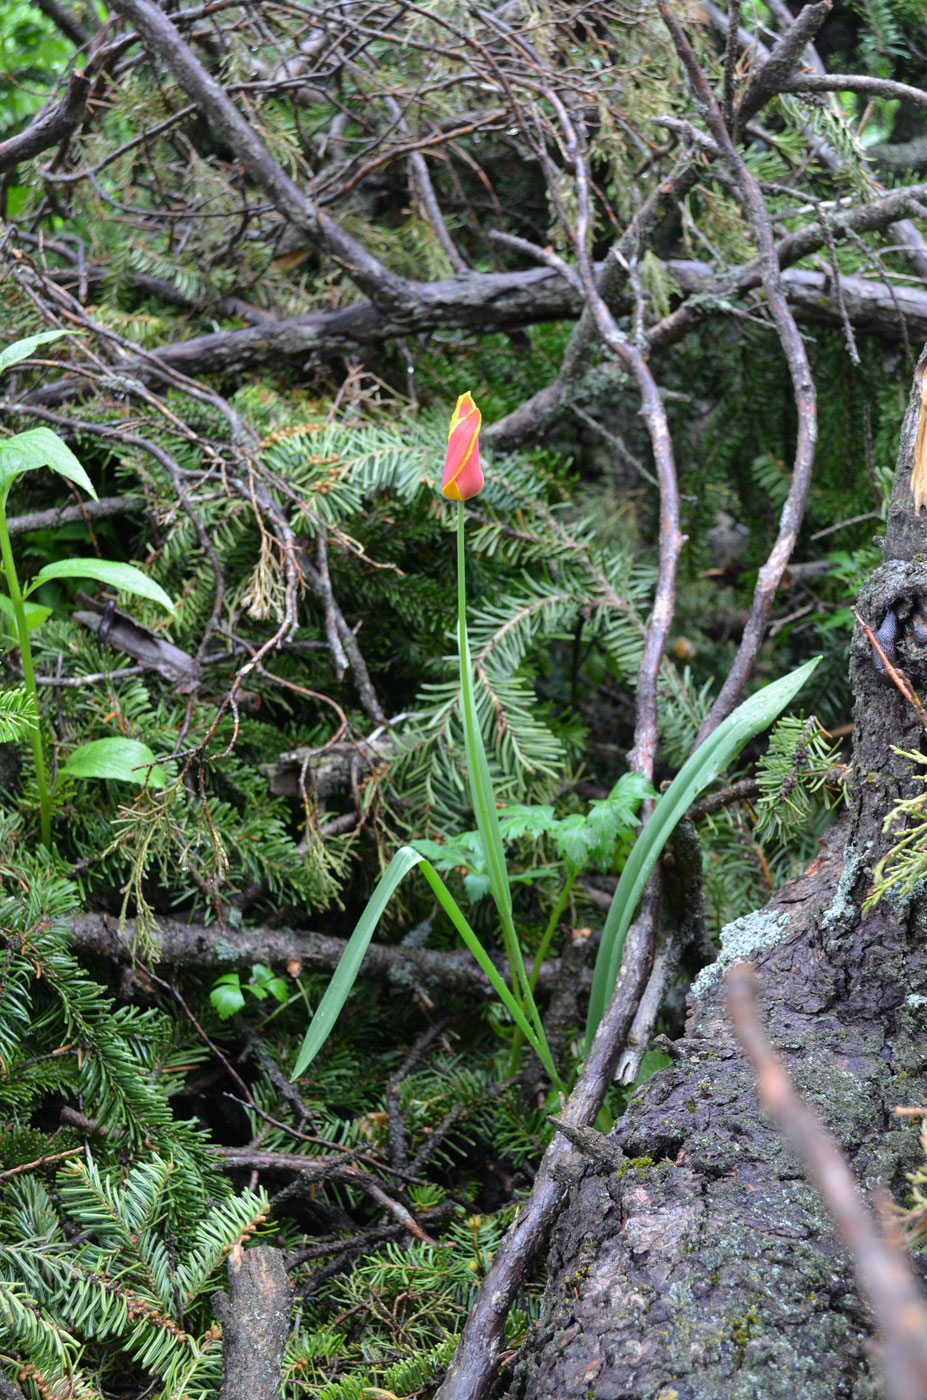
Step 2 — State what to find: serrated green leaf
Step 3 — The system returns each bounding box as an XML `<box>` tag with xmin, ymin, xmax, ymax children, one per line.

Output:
<box><xmin>584</xmin><ymin>801</ymin><xmax>628</xmax><ymax>871</ymax></box>
<box><xmin>210</xmin><ymin>977</ymin><xmax>245</xmax><ymax>1020</ymax></box>
<box><xmin>0</xmin><ymin>428</ymin><xmax>96</xmax><ymax>498</ymax></box>
<box><xmin>497</xmin><ymin>803</ymin><xmax>557</xmax><ymax>840</ymax></box>
<box><xmin>32</xmin><ymin>558</ymin><xmax>174</xmax><ymax>613</ymax></box>
<box><xmin>63</xmin><ymin>737</ymin><xmax>166</xmax><ymax>788</ymax></box>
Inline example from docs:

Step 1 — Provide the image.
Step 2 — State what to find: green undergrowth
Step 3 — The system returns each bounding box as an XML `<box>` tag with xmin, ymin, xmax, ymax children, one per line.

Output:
<box><xmin>0</xmin><ymin>858</ymin><xmax>553</xmax><ymax>1399</ymax></box>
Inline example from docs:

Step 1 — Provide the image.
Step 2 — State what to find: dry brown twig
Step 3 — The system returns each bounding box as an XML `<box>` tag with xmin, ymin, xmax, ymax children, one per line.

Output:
<box><xmin>656</xmin><ymin>0</ymin><xmax>818</xmax><ymax>739</ymax></box>
<box><xmin>727</xmin><ymin>962</ymin><xmax>927</xmax><ymax>1400</ymax></box>
<box><xmin>854</xmin><ymin>607</ymin><xmax>927</xmax><ymax>731</ymax></box>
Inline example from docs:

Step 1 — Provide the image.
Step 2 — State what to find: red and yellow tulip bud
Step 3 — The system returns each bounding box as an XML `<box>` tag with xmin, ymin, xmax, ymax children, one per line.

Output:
<box><xmin>442</xmin><ymin>392</ymin><xmax>483</xmax><ymax>501</ymax></box>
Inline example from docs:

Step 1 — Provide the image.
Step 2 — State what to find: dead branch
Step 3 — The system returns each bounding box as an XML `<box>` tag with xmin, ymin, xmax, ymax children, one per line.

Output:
<box><xmin>8</xmin><ymin>248</ymin><xmax>926</xmax><ymax>413</ymax></box>
<box><xmin>66</xmin><ymin>909</ymin><xmax>583</xmax><ymax>998</ymax></box>
<box><xmin>699</xmin><ymin>0</ymin><xmax>927</xmax><ymax>280</ymax></box>
<box><xmin>0</xmin><ymin>1371</ymin><xmax>28</xmax><ymax>1400</ymax></box>
<box><xmin>214</xmin><ymin>1246</ymin><xmax>292</xmax><ymax>1400</ymax></box>
<box><xmin>0</xmin><ymin>73</ymin><xmax>90</xmax><ymax>174</ymax></box>
<box><xmin>4</xmin><ymin>495</ymin><xmax>142</xmax><ymax>537</ymax></box>
<box><xmin>737</xmin><ymin>1</ymin><xmax>832</xmax><ymax>125</ymax></box>
<box><xmin>657</xmin><ymin>1</ymin><xmax>818</xmax><ymax>740</ymax></box>
<box><xmin>32</xmin><ymin>0</ymin><xmax>96</xmax><ymax>48</ymax></box>
<box><xmin>780</xmin><ymin>71</ymin><xmax>927</xmax><ymax>109</ymax></box>
<box><xmin>106</xmin><ymin>0</ymin><xmax>415</xmax><ymax>307</ymax></box>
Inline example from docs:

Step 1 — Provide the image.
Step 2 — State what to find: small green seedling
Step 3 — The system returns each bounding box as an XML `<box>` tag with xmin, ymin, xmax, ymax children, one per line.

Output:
<box><xmin>210</xmin><ymin>964</ymin><xmax>290</xmax><ymax>1020</ymax></box>
<box><xmin>0</xmin><ymin>331</ymin><xmax>175</xmax><ymax>848</ymax></box>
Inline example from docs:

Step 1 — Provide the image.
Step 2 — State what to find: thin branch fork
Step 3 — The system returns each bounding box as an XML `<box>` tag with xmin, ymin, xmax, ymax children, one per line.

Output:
<box><xmin>698</xmin><ymin>0</ymin><xmax>927</xmax><ymax>282</ymax></box>
<box><xmin>537</xmin><ymin>91</ymin><xmax>684</xmax><ymax>783</ymax></box>
<box><xmin>656</xmin><ymin>0</ymin><xmax>817</xmax><ymax>743</ymax></box>
<box><xmin>105</xmin><ymin>0</ymin><xmax>418</xmax><ymax>308</ymax></box>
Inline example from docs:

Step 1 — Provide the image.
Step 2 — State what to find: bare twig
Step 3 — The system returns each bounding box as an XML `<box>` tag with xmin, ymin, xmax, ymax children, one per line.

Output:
<box><xmin>657</xmin><ymin>1</ymin><xmax>817</xmax><ymax>741</ymax></box>
<box><xmin>4</xmin><ymin>494</ymin><xmax>143</xmax><ymax>537</ymax></box>
<box><xmin>780</xmin><ymin>72</ymin><xmax>927</xmax><ymax>110</ymax></box>
<box><xmin>105</xmin><ymin>0</ymin><xmax>416</xmax><ymax>306</ymax></box>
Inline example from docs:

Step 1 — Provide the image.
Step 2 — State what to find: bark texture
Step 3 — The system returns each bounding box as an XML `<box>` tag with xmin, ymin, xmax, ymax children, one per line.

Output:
<box><xmin>214</xmin><ymin>1245</ymin><xmax>291</xmax><ymax>1400</ymax></box>
<box><xmin>510</xmin><ymin>355</ymin><xmax>927</xmax><ymax>1399</ymax></box>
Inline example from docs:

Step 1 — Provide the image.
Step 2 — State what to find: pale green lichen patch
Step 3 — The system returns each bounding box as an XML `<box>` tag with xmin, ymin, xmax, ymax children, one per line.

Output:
<box><xmin>819</xmin><ymin>845</ymin><xmax>862</xmax><ymax>934</ymax></box>
<box><xmin>690</xmin><ymin>910</ymin><xmax>790</xmax><ymax>999</ymax></box>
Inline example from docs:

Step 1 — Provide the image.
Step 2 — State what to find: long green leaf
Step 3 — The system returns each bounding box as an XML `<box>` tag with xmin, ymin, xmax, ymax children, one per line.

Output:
<box><xmin>585</xmin><ymin>656</ymin><xmax>821</xmax><ymax>1047</ymax></box>
<box><xmin>0</xmin><ymin>330</ymin><xmax>77</xmax><ymax>376</ymax></box>
<box><xmin>291</xmin><ymin>846</ymin><xmax>554</xmax><ymax>1082</ymax></box>
<box><xmin>0</xmin><ymin>428</ymin><xmax>96</xmax><ymax>498</ymax></box>
<box><xmin>415</xmin><ymin>858</ymin><xmax>560</xmax><ymax>1088</ymax></box>
<box><xmin>32</xmin><ymin>558</ymin><xmax>174</xmax><ymax>614</ymax></box>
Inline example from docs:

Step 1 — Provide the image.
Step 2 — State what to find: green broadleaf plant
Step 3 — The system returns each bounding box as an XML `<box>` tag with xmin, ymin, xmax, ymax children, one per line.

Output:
<box><xmin>62</xmin><ymin>737</ymin><xmax>166</xmax><ymax>788</ymax></box>
<box><xmin>211</xmin><ymin>963</ymin><xmax>289</xmax><ymax>1020</ymax></box>
<box><xmin>291</xmin><ymin>395</ymin><xmax>820</xmax><ymax>1089</ymax></box>
<box><xmin>0</xmin><ymin>332</ymin><xmax>176</xmax><ymax>848</ymax></box>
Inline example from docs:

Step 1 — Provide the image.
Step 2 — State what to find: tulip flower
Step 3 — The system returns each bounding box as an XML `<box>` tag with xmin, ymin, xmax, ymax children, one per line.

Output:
<box><xmin>442</xmin><ymin>391</ymin><xmax>483</xmax><ymax>501</ymax></box>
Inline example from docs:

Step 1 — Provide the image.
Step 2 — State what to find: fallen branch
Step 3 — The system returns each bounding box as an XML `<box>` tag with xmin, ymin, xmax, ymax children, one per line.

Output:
<box><xmin>67</xmin><ymin>910</ymin><xmax>580</xmax><ymax>997</ymax></box>
<box><xmin>4</xmin><ymin>495</ymin><xmax>143</xmax><ymax>538</ymax></box>
<box><xmin>11</xmin><ymin>251</ymin><xmax>927</xmax><ymax>410</ymax></box>
<box><xmin>214</xmin><ymin>1245</ymin><xmax>291</xmax><ymax>1400</ymax></box>
<box><xmin>658</xmin><ymin>0</ymin><xmax>818</xmax><ymax>739</ymax></box>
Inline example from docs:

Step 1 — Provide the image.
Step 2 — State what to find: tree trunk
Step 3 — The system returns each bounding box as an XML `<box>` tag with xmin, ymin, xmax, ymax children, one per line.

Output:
<box><xmin>510</xmin><ymin>347</ymin><xmax>927</xmax><ymax>1400</ymax></box>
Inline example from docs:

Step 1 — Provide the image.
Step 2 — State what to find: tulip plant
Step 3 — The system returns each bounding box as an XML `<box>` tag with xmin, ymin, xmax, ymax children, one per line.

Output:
<box><xmin>292</xmin><ymin>393</ymin><xmax>819</xmax><ymax>1088</ymax></box>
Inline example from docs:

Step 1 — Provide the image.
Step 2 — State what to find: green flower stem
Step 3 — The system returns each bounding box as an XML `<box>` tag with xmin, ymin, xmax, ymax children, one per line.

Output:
<box><xmin>529</xmin><ymin>873</ymin><xmax>576</xmax><ymax>993</ymax></box>
<box><xmin>0</xmin><ymin>500</ymin><xmax>50</xmax><ymax>848</ymax></box>
<box><xmin>455</xmin><ymin>503</ymin><xmax>551</xmax><ymax>1070</ymax></box>
<box><xmin>508</xmin><ymin>872</ymin><xmax>576</xmax><ymax>1071</ymax></box>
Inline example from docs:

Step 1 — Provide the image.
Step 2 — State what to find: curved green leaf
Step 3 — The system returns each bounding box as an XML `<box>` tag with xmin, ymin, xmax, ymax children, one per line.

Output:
<box><xmin>0</xmin><ymin>428</ymin><xmax>96</xmax><ymax>498</ymax></box>
<box><xmin>0</xmin><ymin>593</ymin><xmax>51</xmax><ymax>636</ymax></box>
<box><xmin>33</xmin><ymin>558</ymin><xmax>174</xmax><ymax>613</ymax></box>
<box><xmin>0</xmin><ymin>330</ymin><xmax>77</xmax><ymax>376</ymax></box>
<box><xmin>63</xmin><ymin>738</ymin><xmax>166</xmax><ymax>788</ymax></box>
<box><xmin>291</xmin><ymin>846</ymin><xmax>556</xmax><ymax>1082</ymax></box>
<box><xmin>585</xmin><ymin>656</ymin><xmax>821</xmax><ymax>1048</ymax></box>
